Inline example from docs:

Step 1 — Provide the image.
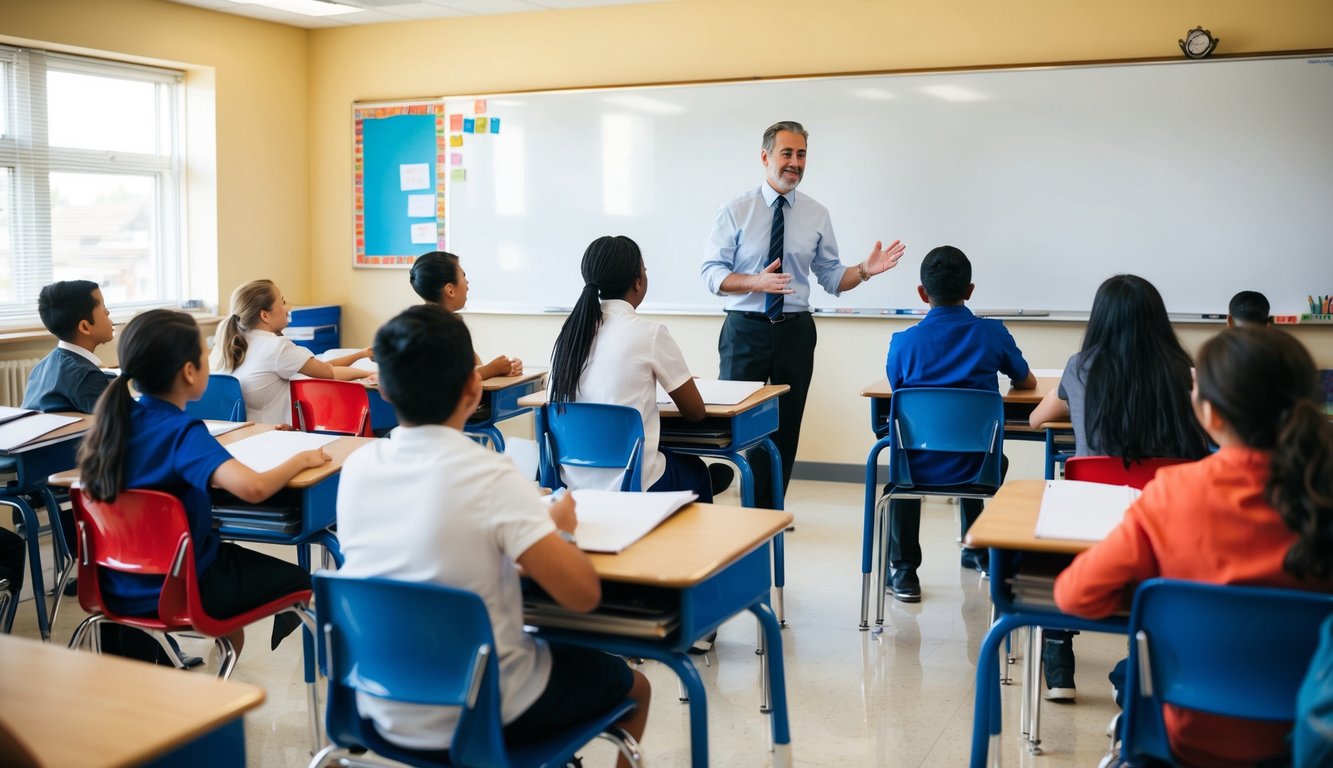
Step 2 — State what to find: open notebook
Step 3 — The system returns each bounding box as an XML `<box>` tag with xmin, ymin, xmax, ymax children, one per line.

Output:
<box><xmin>547</xmin><ymin>489</ymin><xmax>697</xmax><ymax>554</ymax></box>
<box><xmin>1034</xmin><ymin>479</ymin><xmax>1142</xmax><ymax>541</ymax></box>
<box><xmin>655</xmin><ymin>379</ymin><xmax>763</xmax><ymax>406</ymax></box>
<box><xmin>223</xmin><ymin>430</ymin><xmax>339</xmax><ymax>472</ymax></box>
<box><xmin>0</xmin><ymin>413</ymin><xmax>81</xmax><ymax>452</ymax></box>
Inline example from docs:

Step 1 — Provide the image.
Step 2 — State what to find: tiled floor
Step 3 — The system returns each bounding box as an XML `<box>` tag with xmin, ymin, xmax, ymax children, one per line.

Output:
<box><xmin>11</xmin><ymin>479</ymin><xmax>1125</xmax><ymax>767</ymax></box>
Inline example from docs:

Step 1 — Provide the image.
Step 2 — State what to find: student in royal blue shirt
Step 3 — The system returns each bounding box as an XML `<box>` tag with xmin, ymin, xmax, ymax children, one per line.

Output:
<box><xmin>883</xmin><ymin>245</ymin><xmax>1036</xmax><ymax>602</ymax></box>
<box><xmin>22</xmin><ymin>280</ymin><xmax>115</xmax><ymax>414</ymax></box>
<box><xmin>77</xmin><ymin>309</ymin><xmax>329</xmax><ymax>655</ymax></box>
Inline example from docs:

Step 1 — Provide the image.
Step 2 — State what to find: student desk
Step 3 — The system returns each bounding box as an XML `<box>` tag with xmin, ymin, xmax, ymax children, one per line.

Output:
<box><xmin>856</xmin><ymin>378</ymin><xmax>1057</xmax><ymax>629</ymax></box>
<box><xmin>1039</xmin><ymin>420</ymin><xmax>1076</xmax><ymax>480</ymax></box>
<box><xmin>527</xmin><ymin>502</ymin><xmax>794</xmax><ymax>768</ymax></box>
<box><xmin>518</xmin><ymin>384</ymin><xmax>792</xmax><ymax>623</ymax></box>
<box><xmin>0</xmin><ymin>633</ymin><xmax>265</xmax><ymax>767</ymax></box>
<box><xmin>366</xmin><ymin>371</ymin><xmax>546</xmax><ymax>450</ymax></box>
<box><xmin>962</xmin><ymin>479</ymin><xmax>1128</xmax><ymax>768</ymax></box>
<box><xmin>1</xmin><ymin>412</ymin><xmax>89</xmax><ymax>641</ymax></box>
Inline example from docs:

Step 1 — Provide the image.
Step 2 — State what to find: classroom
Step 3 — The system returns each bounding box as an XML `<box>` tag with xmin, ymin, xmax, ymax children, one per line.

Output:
<box><xmin>1</xmin><ymin>0</ymin><xmax>1332</xmax><ymax>766</ymax></box>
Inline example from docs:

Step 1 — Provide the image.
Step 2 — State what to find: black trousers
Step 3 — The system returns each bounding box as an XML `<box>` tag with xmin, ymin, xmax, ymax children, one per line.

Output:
<box><xmin>885</xmin><ymin>454</ymin><xmax>1010</xmax><ymax>571</ymax></box>
<box><xmin>718</xmin><ymin>311</ymin><xmax>816</xmax><ymax>509</ymax></box>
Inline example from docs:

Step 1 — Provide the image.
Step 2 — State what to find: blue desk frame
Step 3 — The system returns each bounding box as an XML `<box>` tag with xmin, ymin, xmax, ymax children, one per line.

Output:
<box><xmin>532</xmin><ymin>529</ymin><xmax>791</xmax><ymax>767</ymax></box>
<box><xmin>368</xmin><ymin>373</ymin><xmax>545</xmax><ymax>452</ymax></box>
<box><xmin>2</xmin><ymin>428</ymin><xmax>83</xmax><ymax>640</ymax></box>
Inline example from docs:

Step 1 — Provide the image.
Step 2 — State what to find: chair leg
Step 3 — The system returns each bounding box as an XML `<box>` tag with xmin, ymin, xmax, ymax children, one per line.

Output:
<box><xmin>1027</xmin><ymin>626</ymin><xmax>1044</xmax><ymax>753</ymax></box>
<box><xmin>215</xmin><ymin>636</ymin><xmax>238</xmax><ymax>679</ymax></box>
<box><xmin>596</xmin><ymin>727</ymin><xmax>644</xmax><ymax>768</ymax></box>
<box><xmin>875</xmin><ymin>493</ymin><xmax>892</xmax><ymax>626</ymax></box>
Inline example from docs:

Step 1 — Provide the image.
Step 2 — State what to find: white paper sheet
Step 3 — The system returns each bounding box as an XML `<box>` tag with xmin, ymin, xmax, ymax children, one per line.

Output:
<box><xmin>410</xmin><ymin>222</ymin><xmax>437</xmax><ymax>244</ymax></box>
<box><xmin>224</xmin><ymin>431</ymin><xmax>339</xmax><ymax>473</ymax></box>
<box><xmin>0</xmin><ymin>413</ymin><xmax>80</xmax><ymax>452</ymax></box>
<box><xmin>399</xmin><ymin>163</ymin><xmax>430</xmax><ymax>191</ymax></box>
<box><xmin>1034</xmin><ymin>479</ymin><xmax>1142</xmax><ymax>541</ymax></box>
<box><xmin>407</xmin><ymin>194</ymin><xmax>435</xmax><ymax>217</ymax></box>
<box><xmin>655</xmin><ymin>378</ymin><xmax>764</xmax><ymax>405</ymax></box>
<box><xmin>204</xmin><ymin>420</ymin><xmax>250</xmax><ymax>437</ymax></box>
<box><xmin>548</xmin><ymin>489</ymin><xmax>697</xmax><ymax>554</ymax></box>
<box><xmin>0</xmin><ymin>407</ymin><xmax>35</xmax><ymax>426</ymax></box>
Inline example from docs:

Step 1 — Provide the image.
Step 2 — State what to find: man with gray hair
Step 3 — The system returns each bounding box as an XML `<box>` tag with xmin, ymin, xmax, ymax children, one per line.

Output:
<box><xmin>701</xmin><ymin>120</ymin><xmax>906</xmax><ymax>510</ymax></box>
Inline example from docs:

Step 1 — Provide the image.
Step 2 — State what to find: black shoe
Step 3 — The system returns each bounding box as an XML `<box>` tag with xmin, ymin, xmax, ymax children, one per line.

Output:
<box><xmin>63</xmin><ymin>577</ymin><xmax>79</xmax><ymax>597</ymax></box>
<box><xmin>960</xmin><ymin>548</ymin><xmax>989</xmax><ymax>575</ymax></box>
<box><xmin>1042</xmin><ymin>633</ymin><xmax>1077</xmax><ymax>701</ymax></box>
<box><xmin>888</xmin><ymin>569</ymin><xmax>921</xmax><ymax>603</ymax></box>
<box><xmin>707</xmin><ymin>463</ymin><xmax>735</xmax><ymax>496</ymax></box>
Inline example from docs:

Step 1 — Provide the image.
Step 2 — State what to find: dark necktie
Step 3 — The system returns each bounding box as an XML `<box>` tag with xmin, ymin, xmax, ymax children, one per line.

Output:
<box><xmin>764</xmin><ymin>195</ymin><xmax>786</xmax><ymax>321</ymax></box>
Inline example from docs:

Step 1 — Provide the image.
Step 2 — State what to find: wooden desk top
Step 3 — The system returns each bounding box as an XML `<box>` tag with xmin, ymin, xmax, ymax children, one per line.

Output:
<box><xmin>963</xmin><ymin>479</ymin><xmax>1093</xmax><ymax>555</ymax></box>
<box><xmin>860</xmin><ymin>377</ymin><xmax>1056</xmax><ymax>405</ymax></box>
<box><xmin>517</xmin><ymin>383</ymin><xmax>791</xmax><ymax>418</ymax></box>
<box><xmin>48</xmin><ymin>423</ymin><xmax>374</xmax><ymax>489</ymax></box>
<box><xmin>0</xmin><ymin>634</ymin><xmax>264</xmax><ymax>768</ymax></box>
<box><xmin>586</xmin><ymin>502</ymin><xmax>792</xmax><ymax>588</ymax></box>
<box><xmin>0</xmin><ymin>412</ymin><xmax>90</xmax><ymax>455</ymax></box>
<box><xmin>361</xmin><ymin>370</ymin><xmax>545</xmax><ymax>393</ymax></box>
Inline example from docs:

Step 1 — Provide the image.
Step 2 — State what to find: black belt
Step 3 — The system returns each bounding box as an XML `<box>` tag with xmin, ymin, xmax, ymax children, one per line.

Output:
<box><xmin>726</xmin><ymin>310</ymin><xmax>810</xmax><ymax>325</ymax></box>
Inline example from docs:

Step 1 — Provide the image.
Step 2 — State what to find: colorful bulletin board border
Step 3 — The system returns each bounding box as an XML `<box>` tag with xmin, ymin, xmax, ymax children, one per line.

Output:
<box><xmin>352</xmin><ymin>100</ymin><xmax>447</xmax><ymax>268</ymax></box>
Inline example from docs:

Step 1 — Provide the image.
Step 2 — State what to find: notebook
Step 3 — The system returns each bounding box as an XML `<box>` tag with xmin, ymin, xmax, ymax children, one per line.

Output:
<box><xmin>546</xmin><ymin>489</ymin><xmax>697</xmax><ymax>554</ymax></box>
<box><xmin>1034</xmin><ymin>479</ymin><xmax>1141</xmax><ymax>541</ymax></box>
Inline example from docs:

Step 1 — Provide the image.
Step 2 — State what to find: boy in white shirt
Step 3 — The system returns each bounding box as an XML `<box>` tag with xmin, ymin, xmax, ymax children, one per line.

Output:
<box><xmin>336</xmin><ymin>304</ymin><xmax>649</xmax><ymax>761</ymax></box>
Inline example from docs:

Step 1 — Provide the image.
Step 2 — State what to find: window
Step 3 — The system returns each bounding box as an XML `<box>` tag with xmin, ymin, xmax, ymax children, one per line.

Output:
<box><xmin>0</xmin><ymin>47</ymin><xmax>182</xmax><ymax>324</ymax></box>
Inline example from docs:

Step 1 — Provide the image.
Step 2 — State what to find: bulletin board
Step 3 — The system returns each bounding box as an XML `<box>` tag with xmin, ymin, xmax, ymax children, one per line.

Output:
<box><xmin>352</xmin><ymin>101</ymin><xmax>448</xmax><ymax>268</ymax></box>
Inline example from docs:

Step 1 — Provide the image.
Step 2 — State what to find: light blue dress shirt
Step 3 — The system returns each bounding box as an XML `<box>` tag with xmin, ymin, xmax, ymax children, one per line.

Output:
<box><xmin>701</xmin><ymin>183</ymin><xmax>843</xmax><ymax>313</ymax></box>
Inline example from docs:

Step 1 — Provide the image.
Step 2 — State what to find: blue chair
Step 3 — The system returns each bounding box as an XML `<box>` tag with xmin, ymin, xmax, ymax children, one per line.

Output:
<box><xmin>863</xmin><ymin>387</ymin><xmax>1004</xmax><ymax>627</ymax></box>
<box><xmin>184</xmin><ymin>374</ymin><xmax>246</xmax><ymax>422</ymax></box>
<box><xmin>309</xmin><ymin>573</ymin><xmax>642</xmax><ymax>768</ymax></box>
<box><xmin>1116</xmin><ymin>578</ymin><xmax>1333</xmax><ymax>766</ymax></box>
<box><xmin>537</xmin><ymin>403</ymin><xmax>646</xmax><ymax>492</ymax></box>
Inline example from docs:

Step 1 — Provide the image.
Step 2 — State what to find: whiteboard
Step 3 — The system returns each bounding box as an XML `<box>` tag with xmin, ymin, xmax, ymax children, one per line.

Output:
<box><xmin>440</xmin><ymin>55</ymin><xmax>1333</xmax><ymax>315</ymax></box>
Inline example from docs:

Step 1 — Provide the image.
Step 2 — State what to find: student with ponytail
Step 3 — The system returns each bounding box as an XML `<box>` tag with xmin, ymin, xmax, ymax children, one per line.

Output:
<box><xmin>213</xmin><ymin>279</ymin><xmax>372</xmax><ymax>425</ymax></box>
<box><xmin>79</xmin><ymin>310</ymin><xmax>331</xmax><ymax>655</ymax></box>
<box><xmin>548</xmin><ymin>235</ymin><xmax>716</xmax><ymax>500</ymax></box>
<box><xmin>1054</xmin><ymin>326</ymin><xmax>1333</xmax><ymax>767</ymax></box>
<box><xmin>410</xmin><ymin>251</ymin><xmax>522</xmax><ymax>380</ymax></box>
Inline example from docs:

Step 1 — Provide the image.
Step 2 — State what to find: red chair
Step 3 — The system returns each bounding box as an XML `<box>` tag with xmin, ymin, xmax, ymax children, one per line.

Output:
<box><xmin>1063</xmin><ymin>456</ymin><xmax>1195</xmax><ymax>490</ymax></box>
<box><xmin>65</xmin><ymin>487</ymin><xmax>312</xmax><ymax>680</ymax></box>
<box><xmin>290</xmin><ymin>379</ymin><xmax>373</xmax><ymax>437</ymax></box>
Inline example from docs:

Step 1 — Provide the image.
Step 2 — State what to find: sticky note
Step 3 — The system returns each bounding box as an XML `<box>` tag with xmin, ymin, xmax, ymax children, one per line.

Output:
<box><xmin>475</xmin><ymin>117</ymin><xmax>489</xmax><ymax>134</ymax></box>
<box><xmin>451</xmin><ymin>168</ymin><xmax>466</xmax><ymax>182</ymax></box>
<box><xmin>451</xmin><ymin>152</ymin><xmax>463</xmax><ymax>166</ymax></box>
<box><xmin>449</xmin><ymin>114</ymin><xmax>463</xmax><ymax>131</ymax></box>
<box><xmin>398</xmin><ymin>163</ymin><xmax>430</xmax><ymax>192</ymax></box>
<box><xmin>474</xmin><ymin>99</ymin><xmax>487</xmax><ymax>113</ymax></box>
<box><xmin>450</xmin><ymin>135</ymin><xmax>463</xmax><ymax>147</ymax></box>
<box><xmin>489</xmin><ymin>117</ymin><xmax>500</xmax><ymax>134</ymax></box>
<box><xmin>463</xmin><ymin>118</ymin><xmax>475</xmax><ymax>134</ymax></box>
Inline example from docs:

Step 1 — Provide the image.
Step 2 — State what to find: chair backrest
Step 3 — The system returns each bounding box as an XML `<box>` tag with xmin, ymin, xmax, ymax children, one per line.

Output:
<box><xmin>888</xmin><ymin>387</ymin><xmax>1004</xmax><ymax>490</ymax></box>
<box><xmin>540</xmin><ymin>403</ymin><xmax>646</xmax><ymax>491</ymax></box>
<box><xmin>183</xmin><ymin>374</ymin><xmax>246</xmax><ymax>422</ymax></box>
<box><xmin>314</xmin><ymin>573</ymin><xmax>511</xmax><ymax>767</ymax></box>
<box><xmin>1123</xmin><ymin>578</ymin><xmax>1333</xmax><ymax>763</ymax></box>
<box><xmin>1063</xmin><ymin>456</ymin><xmax>1194</xmax><ymax>490</ymax></box>
<box><xmin>70</xmin><ymin>487</ymin><xmax>193</xmax><ymax>621</ymax></box>
<box><xmin>290</xmin><ymin>379</ymin><xmax>372</xmax><ymax>437</ymax></box>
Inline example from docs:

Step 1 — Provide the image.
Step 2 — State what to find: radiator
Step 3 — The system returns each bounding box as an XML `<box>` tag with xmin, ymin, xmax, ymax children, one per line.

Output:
<box><xmin>0</xmin><ymin>358</ymin><xmax>41</xmax><ymax>408</ymax></box>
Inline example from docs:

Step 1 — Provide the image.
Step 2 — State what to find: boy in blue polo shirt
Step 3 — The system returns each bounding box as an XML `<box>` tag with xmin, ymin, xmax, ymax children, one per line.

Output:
<box><xmin>22</xmin><ymin>280</ymin><xmax>114</xmax><ymax>414</ymax></box>
<box><xmin>883</xmin><ymin>245</ymin><xmax>1036</xmax><ymax>602</ymax></box>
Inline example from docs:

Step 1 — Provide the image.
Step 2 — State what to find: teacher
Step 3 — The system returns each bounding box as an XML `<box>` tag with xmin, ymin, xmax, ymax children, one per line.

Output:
<box><xmin>701</xmin><ymin>120</ymin><xmax>906</xmax><ymax>509</ymax></box>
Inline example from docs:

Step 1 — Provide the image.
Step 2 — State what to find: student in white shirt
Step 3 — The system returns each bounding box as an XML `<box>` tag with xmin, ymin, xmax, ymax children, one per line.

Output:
<box><xmin>548</xmin><ymin>235</ymin><xmax>716</xmax><ymax>499</ymax></box>
<box><xmin>410</xmin><ymin>250</ymin><xmax>522</xmax><ymax>380</ymax></box>
<box><xmin>336</xmin><ymin>305</ymin><xmax>649</xmax><ymax>760</ymax></box>
<box><xmin>212</xmin><ymin>279</ymin><xmax>372</xmax><ymax>424</ymax></box>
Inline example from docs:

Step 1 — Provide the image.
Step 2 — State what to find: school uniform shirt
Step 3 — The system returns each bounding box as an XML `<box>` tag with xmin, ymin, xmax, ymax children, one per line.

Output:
<box><xmin>884</xmin><ymin>304</ymin><xmax>1031</xmax><ymax>483</ymax></box>
<box><xmin>1055</xmin><ymin>446</ymin><xmax>1325</xmax><ymax>767</ymax></box>
<box><xmin>228</xmin><ymin>329</ymin><xmax>312</xmax><ymax>425</ymax></box>
<box><xmin>21</xmin><ymin>341</ymin><xmax>110</xmax><ymax>413</ymax></box>
<box><xmin>102</xmin><ymin>395</ymin><xmax>233</xmax><ymax>616</ymax></box>
<box><xmin>335</xmin><ymin>424</ymin><xmax>556</xmax><ymax>751</ymax></box>
<box><xmin>553</xmin><ymin>299</ymin><xmax>692</xmax><ymax>491</ymax></box>
<box><xmin>1055</xmin><ymin>351</ymin><xmax>1100</xmax><ymax>456</ymax></box>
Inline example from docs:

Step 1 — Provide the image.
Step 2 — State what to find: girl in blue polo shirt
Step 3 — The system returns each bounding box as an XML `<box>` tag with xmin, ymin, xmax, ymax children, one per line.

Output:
<box><xmin>78</xmin><ymin>309</ymin><xmax>331</xmax><ymax>655</ymax></box>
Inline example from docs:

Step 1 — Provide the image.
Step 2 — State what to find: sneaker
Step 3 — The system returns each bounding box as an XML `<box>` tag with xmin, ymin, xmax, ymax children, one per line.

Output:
<box><xmin>1042</xmin><ymin>634</ymin><xmax>1078</xmax><ymax>701</ymax></box>
<box><xmin>959</xmin><ymin>548</ymin><xmax>989</xmax><ymax>575</ymax></box>
<box><xmin>888</xmin><ymin>569</ymin><xmax>921</xmax><ymax>603</ymax></box>
<box><xmin>707</xmin><ymin>463</ymin><xmax>735</xmax><ymax>496</ymax></box>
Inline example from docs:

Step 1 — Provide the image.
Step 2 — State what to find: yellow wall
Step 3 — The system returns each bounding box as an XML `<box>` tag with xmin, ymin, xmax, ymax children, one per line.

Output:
<box><xmin>2</xmin><ymin>0</ymin><xmax>1330</xmax><ymax>463</ymax></box>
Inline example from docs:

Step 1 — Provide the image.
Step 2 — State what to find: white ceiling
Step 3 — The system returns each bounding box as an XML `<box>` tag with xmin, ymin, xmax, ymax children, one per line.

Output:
<box><xmin>164</xmin><ymin>0</ymin><xmax>667</xmax><ymax>29</ymax></box>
